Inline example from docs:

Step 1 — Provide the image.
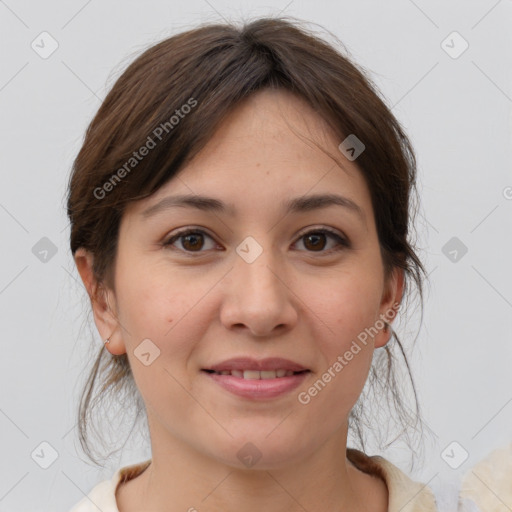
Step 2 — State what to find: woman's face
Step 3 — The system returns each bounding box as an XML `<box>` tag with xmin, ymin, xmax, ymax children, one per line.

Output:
<box><xmin>87</xmin><ymin>88</ymin><xmax>403</xmax><ymax>469</ymax></box>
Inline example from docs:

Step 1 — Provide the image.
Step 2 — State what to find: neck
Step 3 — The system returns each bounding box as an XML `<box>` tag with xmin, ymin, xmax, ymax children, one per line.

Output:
<box><xmin>116</xmin><ymin>425</ymin><xmax>388</xmax><ymax>512</ymax></box>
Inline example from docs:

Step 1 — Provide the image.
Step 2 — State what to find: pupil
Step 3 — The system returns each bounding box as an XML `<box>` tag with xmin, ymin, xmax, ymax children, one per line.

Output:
<box><xmin>306</xmin><ymin>233</ymin><xmax>325</xmax><ymax>251</ymax></box>
<box><xmin>184</xmin><ymin>233</ymin><xmax>202</xmax><ymax>251</ymax></box>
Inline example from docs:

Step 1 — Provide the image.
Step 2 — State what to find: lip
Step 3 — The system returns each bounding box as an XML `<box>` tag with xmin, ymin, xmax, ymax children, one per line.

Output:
<box><xmin>204</xmin><ymin>357</ymin><xmax>308</xmax><ymax>372</ymax></box>
<box><xmin>203</xmin><ymin>371</ymin><xmax>309</xmax><ymax>400</ymax></box>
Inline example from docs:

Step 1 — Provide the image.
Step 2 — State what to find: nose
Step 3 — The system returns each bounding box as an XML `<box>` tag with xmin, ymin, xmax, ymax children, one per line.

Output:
<box><xmin>219</xmin><ymin>246</ymin><xmax>298</xmax><ymax>337</ymax></box>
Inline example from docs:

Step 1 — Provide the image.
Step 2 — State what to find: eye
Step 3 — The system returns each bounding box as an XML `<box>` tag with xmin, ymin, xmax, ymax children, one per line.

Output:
<box><xmin>293</xmin><ymin>227</ymin><xmax>350</xmax><ymax>254</ymax></box>
<box><xmin>163</xmin><ymin>227</ymin><xmax>350</xmax><ymax>255</ymax></box>
<box><xmin>163</xmin><ymin>228</ymin><xmax>218</xmax><ymax>253</ymax></box>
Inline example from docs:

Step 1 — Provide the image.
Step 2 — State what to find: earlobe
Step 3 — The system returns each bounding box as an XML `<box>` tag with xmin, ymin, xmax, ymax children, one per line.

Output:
<box><xmin>74</xmin><ymin>248</ymin><xmax>126</xmax><ymax>355</ymax></box>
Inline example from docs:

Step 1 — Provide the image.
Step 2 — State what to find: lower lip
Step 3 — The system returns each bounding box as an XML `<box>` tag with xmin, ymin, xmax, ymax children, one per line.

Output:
<box><xmin>202</xmin><ymin>371</ymin><xmax>309</xmax><ymax>400</ymax></box>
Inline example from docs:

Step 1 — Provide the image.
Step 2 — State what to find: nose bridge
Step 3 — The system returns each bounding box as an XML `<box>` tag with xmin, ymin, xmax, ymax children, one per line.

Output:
<box><xmin>221</xmin><ymin>236</ymin><xmax>296</xmax><ymax>334</ymax></box>
<box><xmin>235</xmin><ymin>239</ymin><xmax>284</xmax><ymax>302</ymax></box>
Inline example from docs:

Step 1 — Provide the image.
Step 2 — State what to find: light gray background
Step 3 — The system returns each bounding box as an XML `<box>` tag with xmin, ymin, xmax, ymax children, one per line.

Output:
<box><xmin>1</xmin><ymin>1</ymin><xmax>511</xmax><ymax>510</ymax></box>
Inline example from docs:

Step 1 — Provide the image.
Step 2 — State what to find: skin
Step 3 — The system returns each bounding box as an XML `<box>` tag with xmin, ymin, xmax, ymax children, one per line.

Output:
<box><xmin>75</xmin><ymin>88</ymin><xmax>404</xmax><ymax>512</ymax></box>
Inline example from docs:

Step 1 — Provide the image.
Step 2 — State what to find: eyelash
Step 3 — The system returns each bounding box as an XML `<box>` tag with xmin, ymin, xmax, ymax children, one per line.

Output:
<box><xmin>162</xmin><ymin>227</ymin><xmax>350</xmax><ymax>256</ymax></box>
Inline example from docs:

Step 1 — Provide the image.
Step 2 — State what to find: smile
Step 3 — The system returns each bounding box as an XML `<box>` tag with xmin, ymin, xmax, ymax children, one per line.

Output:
<box><xmin>202</xmin><ymin>369</ymin><xmax>310</xmax><ymax>400</ymax></box>
<box><xmin>203</xmin><ymin>369</ymin><xmax>308</xmax><ymax>379</ymax></box>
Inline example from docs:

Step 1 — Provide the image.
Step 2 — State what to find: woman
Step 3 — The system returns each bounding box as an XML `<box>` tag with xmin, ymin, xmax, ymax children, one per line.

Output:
<box><xmin>67</xmin><ymin>16</ymin><xmax>437</xmax><ymax>511</ymax></box>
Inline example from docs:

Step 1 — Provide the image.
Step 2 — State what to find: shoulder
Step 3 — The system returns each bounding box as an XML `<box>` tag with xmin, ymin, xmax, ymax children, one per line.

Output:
<box><xmin>67</xmin><ymin>476</ymin><xmax>119</xmax><ymax>512</ymax></box>
<box><xmin>347</xmin><ymin>448</ymin><xmax>438</xmax><ymax>512</ymax></box>
<box><xmin>459</xmin><ymin>442</ymin><xmax>512</xmax><ymax>512</ymax></box>
<box><xmin>67</xmin><ymin>459</ymin><xmax>152</xmax><ymax>512</ymax></box>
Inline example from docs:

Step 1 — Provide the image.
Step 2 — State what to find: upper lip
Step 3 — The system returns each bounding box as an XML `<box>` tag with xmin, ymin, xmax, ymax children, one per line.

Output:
<box><xmin>204</xmin><ymin>357</ymin><xmax>309</xmax><ymax>372</ymax></box>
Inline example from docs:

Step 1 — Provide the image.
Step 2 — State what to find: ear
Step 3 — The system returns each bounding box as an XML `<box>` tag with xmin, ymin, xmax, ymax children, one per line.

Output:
<box><xmin>374</xmin><ymin>266</ymin><xmax>404</xmax><ymax>349</ymax></box>
<box><xmin>74</xmin><ymin>248</ymin><xmax>126</xmax><ymax>355</ymax></box>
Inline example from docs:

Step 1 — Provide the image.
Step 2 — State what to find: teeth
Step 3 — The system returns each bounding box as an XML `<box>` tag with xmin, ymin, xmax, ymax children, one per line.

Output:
<box><xmin>243</xmin><ymin>370</ymin><xmax>261</xmax><ymax>380</ymax></box>
<box><xmin>214</xmin><ymin>369</ymin><xmax>299</xmax><ymax>379</ymax></box>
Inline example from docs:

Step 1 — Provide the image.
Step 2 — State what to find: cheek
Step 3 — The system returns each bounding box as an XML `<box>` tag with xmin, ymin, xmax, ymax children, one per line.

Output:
<box><xmin>113</xmin><ymin>266</ymin><xmax>207</xmax><ymax>417</ymax></box>
<box><xmin>305</xmin><ymin>270</ymin><xmax>382</xmax><ymax>345</ymax></box>
<box><xmin>114</xmin><ymin>257</ymin><xmax>213</xmax><ymax>370</ymax></box>
<box><xmin>115</xmin><ymin>253</ymin><xmax>178</xmax><ymax>332</ymax></box>
<box><xmin>297</xmin><ymin>271</ymin><xmax>381</xmax><ymax>403</ymax></box>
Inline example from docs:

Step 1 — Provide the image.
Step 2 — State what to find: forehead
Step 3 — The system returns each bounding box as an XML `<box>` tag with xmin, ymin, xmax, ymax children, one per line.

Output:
<box><xmin>126</xmin><ymin>88</ymin><xmax>373</xmax><ymax>225</ymax></box>
<box><xmin>208</xmin><ymin>88</ymin><xmax>338</xmax><ymax>150</ymax></box>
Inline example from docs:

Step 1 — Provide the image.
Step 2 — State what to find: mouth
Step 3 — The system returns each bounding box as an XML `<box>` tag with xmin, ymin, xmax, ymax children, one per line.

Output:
<box><xmin>202</xmin><ymin>369</ymin><xmax>309</xmax><ymax>379</ymax></box>
<box><xmin>202</xmin><ymin>356</ymin><xmax>310</xmax><ymax>376</ymax></box>
<box><xmin>201</xmin><ymin>357</ymin><xmax>311</xmax><ymax>400</ymax></box>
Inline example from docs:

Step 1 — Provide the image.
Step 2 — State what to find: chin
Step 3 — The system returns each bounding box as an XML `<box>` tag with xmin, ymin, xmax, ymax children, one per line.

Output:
<box><xmin>204</xmin><ymin>431</ymin><xmax>314</xmax><ymax>472</ymax></box>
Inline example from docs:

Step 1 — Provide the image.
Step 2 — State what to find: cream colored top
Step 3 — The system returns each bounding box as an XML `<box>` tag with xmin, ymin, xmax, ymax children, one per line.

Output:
<box><xmin>459</xmin><ymin>442</ymin><xmax>512</xmax><ymax>512</ymax></box>
<box><xmin>68</xmin><ymin>448</ymin><xmax>438</xmax><ymax>511</ymax></box>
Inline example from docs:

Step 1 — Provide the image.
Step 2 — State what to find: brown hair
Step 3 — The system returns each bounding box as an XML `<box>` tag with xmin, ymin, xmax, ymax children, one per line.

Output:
<box><xmin>66</xmin><ymin>15</ymin><xmax>428</xmax><ymax>466</ymax></box>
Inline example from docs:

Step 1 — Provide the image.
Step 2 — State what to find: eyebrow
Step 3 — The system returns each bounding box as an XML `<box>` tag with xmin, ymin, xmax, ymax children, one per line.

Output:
<box><xmin>141</xmin><ymin>193</ymin><xmax>366</xmax><ymax>222</ymax></box>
